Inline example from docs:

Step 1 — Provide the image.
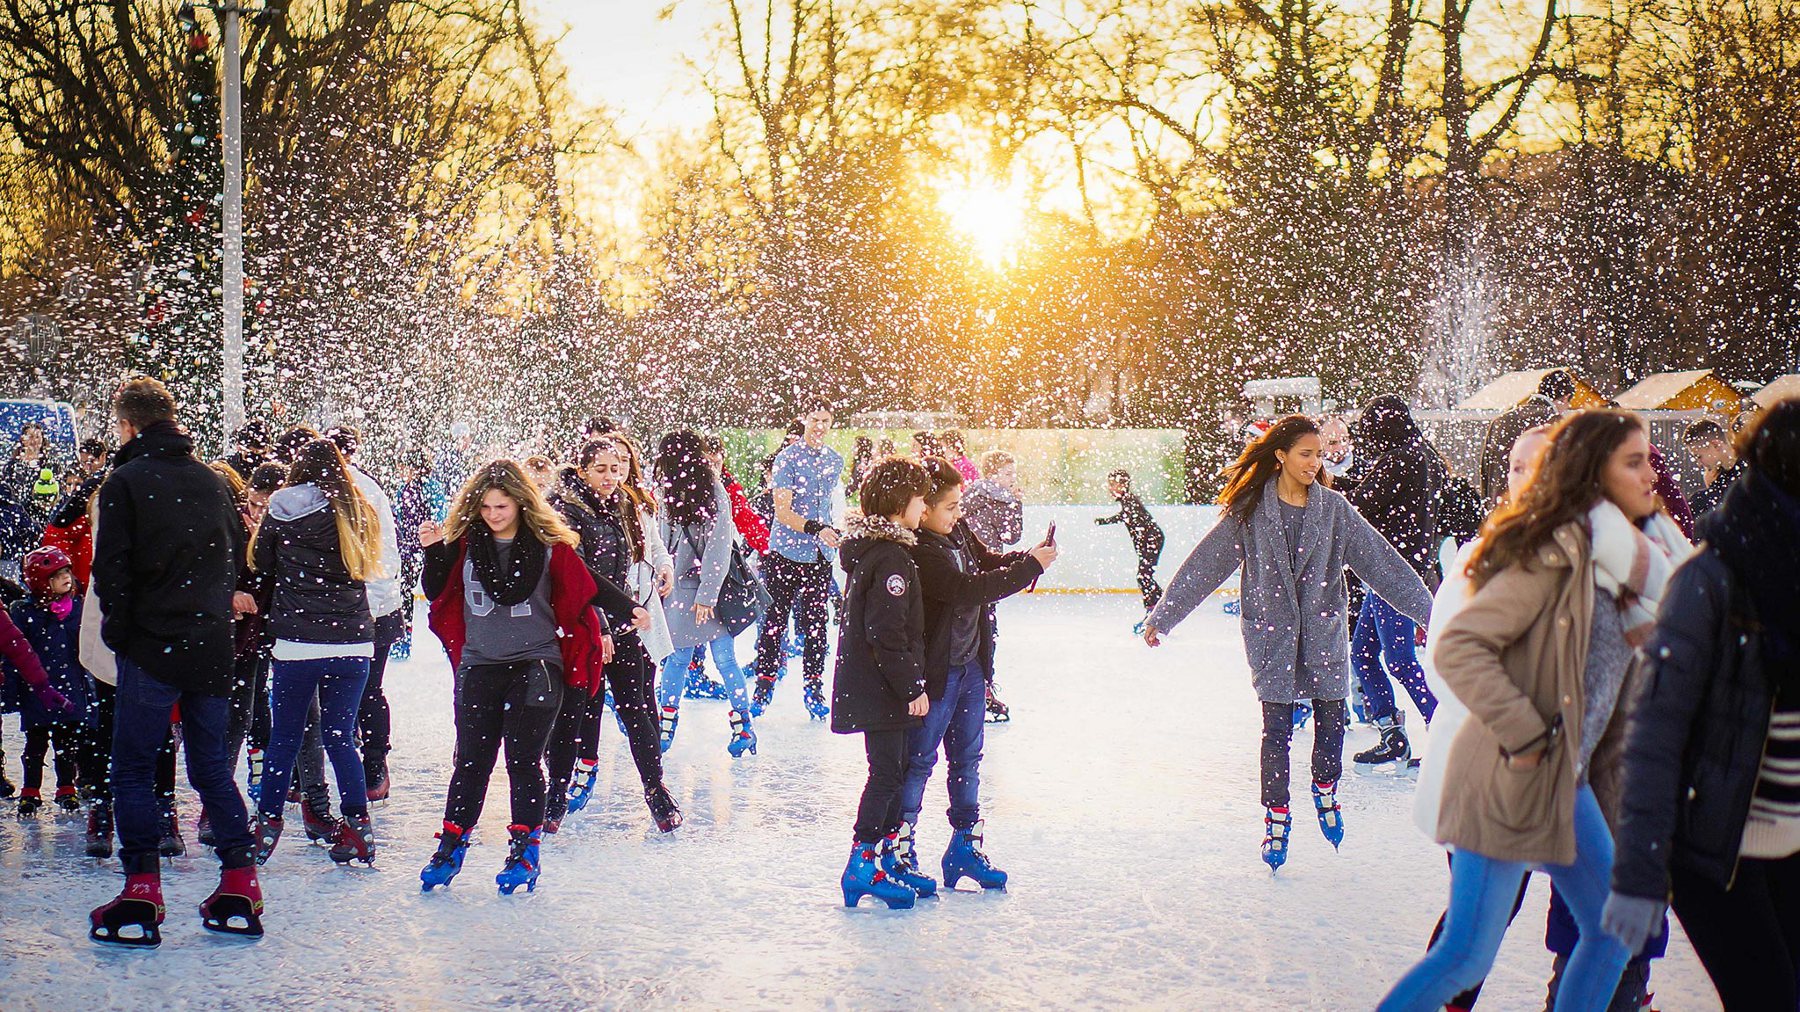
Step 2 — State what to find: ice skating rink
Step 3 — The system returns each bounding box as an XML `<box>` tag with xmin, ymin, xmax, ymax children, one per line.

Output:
<box><xmin>0</xmin><ymin>594</ymin><xmax>1720</xmax><ymax>1010</ymax></box>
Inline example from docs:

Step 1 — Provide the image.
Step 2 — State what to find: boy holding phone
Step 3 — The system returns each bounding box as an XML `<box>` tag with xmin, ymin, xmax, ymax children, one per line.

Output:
<box><xmin>892</xmin><ymin>457</ymin><xmax>1058</xmax><ymax>893</ymax></box>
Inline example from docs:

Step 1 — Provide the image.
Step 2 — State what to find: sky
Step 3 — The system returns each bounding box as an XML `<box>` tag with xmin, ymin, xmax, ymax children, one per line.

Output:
<box><xmin>528</xmin><ymin>0</ymin><xmax>720</xmax><ymax>138</ymax></box>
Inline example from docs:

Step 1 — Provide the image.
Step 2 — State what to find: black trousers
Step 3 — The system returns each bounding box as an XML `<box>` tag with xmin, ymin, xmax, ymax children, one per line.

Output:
<box><xmin>543</xmin><ymin>636</ymin><xmax>664</xmax><ymax>822</ymax></box>
<box><xmin>1672</xmin><ymin>852</ymin><xmax>1800</xmax><ymax>1011</ymax></box>
<box><xmin>1135</xmin><ymin>538</ymin><xmax>1164</xmax><ymax>610</ymax></box>
<box><xmin>441</xmin><ymin>660</ymin><xmax>563</xmax><ymax>831</ymax></box>
<box><xmin>20</xmin><ymin>722</ymin><xmax>83</xmax><ymax>792</ymax></box>
<box><xmin>854</xmin><ymin>729</ymin><xmax>908</xmax><ymax>844</ymax></box>
<box><xmin>755</xmin><ymin>553</ymin><xmax>832</xmax><ymax>689</ymax></box>
<box><xmin>1258</xmin><ymin>699</ymin><xmax>1346</xmax><ymax>808</ymax></box>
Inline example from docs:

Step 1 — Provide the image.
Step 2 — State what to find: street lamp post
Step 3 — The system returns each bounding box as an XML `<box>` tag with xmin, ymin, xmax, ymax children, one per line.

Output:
<box><xmin>179</xmin><ymin>1</ymin><xmax>277</xmax><ymax>450</ymax></box>
<box><xmin>220</xmin><ymin>2</ymin><xmax>245</xmax><ymax>440</ymax></box>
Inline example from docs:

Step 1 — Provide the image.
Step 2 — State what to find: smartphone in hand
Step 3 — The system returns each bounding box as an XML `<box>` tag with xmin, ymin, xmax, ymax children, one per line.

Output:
<box><xmin>1046</xmin><ymin>521</ymin><xmax>1057</xmax><ymax>546</ymax></box>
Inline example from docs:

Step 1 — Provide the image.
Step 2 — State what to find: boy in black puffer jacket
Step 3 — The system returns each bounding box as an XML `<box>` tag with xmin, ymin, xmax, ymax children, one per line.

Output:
<box><xmin>831</xmin><ymin>457</ymin><xmax>932</xmax><ymax>910</ymax></box>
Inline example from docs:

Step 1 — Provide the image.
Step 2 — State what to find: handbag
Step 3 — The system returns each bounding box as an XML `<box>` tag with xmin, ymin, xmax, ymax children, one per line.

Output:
<box><xmin>715</xmin><ymin>543</ymin><xmax>772</xmax><ymax>637</ymax></box>
<box><xmin>680</xmin><ymin>522</ymin><xmax>771</xmax><ymax>637</ymax></box>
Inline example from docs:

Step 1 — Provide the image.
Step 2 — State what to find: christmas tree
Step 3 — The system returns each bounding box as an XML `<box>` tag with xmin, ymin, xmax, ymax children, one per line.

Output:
<box><xmin>129</xmin><ymin>4</ymin><xmax>242</xmax><ymax>450</ymax></box>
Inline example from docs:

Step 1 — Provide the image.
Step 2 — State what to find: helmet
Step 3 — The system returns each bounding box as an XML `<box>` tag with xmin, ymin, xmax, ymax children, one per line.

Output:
<box><xmin>22</xmin><ymin>545</ymin><xmax>73</xmax><ymax>599</ymax></box>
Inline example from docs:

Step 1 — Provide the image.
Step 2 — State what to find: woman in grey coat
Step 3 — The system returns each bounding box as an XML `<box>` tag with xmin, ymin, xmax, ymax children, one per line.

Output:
<box><xmin>1143</xmin><ymin>415</ymin><xmax>1433</xmax><ymax>871</ymax></box>
<box><xmin>653</xmin><ymin>430</ymin><xmax>756</xmax><ymax>757</ymax></box>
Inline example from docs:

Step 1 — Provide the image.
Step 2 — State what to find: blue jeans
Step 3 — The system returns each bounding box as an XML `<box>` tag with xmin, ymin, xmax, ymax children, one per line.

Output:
<box><xmin>899</xmin><ymin>661</ymin><xmax>987</xmax><ymax>830</ymax></box>
<box><xmin>260</xmin><ymin>655</ymin><xmax>371</xmax><ymax>819</ymax></box>
<box><xmin>1353</xmin><ymin>592</ymin><xmax>1436</xmax><ymax>723</ymax></box>
<box><xmin>1380</xmin><ymin>785</ymin><xmax>1631</xmax><ymax>1011</ymax></box>
<box><xmin>112</xmin><ymin>657</ymin><xmax>254</xmax><ymax>873</ymax></box>
<box><xmin>658</xmin><ymin>635</ymin><xmax>751</xmax><ymax>712</ymax></box>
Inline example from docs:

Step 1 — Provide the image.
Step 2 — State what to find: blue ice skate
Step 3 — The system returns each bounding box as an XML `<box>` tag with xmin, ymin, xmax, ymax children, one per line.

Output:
<box><xmin>882</xmin><ymin>824</ymin><xmax>937</xmax><ymax>896</ymax></box>
<box><xmin>658</xmin><ymin>705</ymin><xmax>679</xmax><ymax>754</ymax></box>
<box><xmin>1292</xmin><ymin>701</ymin><xmax>1313</xmax><ymax>729</ymax></box>
<box><xmin>496</xmin><ymin>825</ymin><xmax>541</xmax><ymax>895</ymax></box>
<box><xmin>1311</xmin><ymin>781</ymin><xmax>1344</xmax><ymax>850</ymax></box>
<box><xmin>1262</xmin><ymin>806</ymin><xmax>1292</xmax><ymax>872</ymax></box>
<box><xmin>942</xmin><ymin>821</ymin><xmax>1007</xmax><ymax>890</ymax></box>
<box><xmin>727</xmin><ymin>709</ymin><xmax>757</xmax><ymax>757</ymax></box>
<box><xmin>565</xmin><ymin>759</ymin><xmax>598</xmax><ymax>815</ymax></box>
<box><xmin>420</xmin><ymin>823</ymin><xmax>470</xmax><ymax>891</ymax></box>
<box><xmin>803</xmin><ymin>682</ymin><xmax>830</xmax><ymax>721</ymax></box>
<box><xmin>842</xmin><ymin>840</ymin><xmax>915</xmax><ymax>909</ymax></box>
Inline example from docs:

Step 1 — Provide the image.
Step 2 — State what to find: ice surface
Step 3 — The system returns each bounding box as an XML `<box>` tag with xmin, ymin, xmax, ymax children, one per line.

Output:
<box><xmin>0</xmin><ymin>595</ymin><xmax>1720</xmax><ymax>1010</ymax></box>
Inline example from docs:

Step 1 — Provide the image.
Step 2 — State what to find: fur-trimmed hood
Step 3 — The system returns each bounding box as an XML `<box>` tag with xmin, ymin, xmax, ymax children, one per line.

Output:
<box><xmin>839</xmin><ymin>513</ymin><xmax>918</xmax><ymax>575</ymax></box>
<box><xmin>841</xmin><ymin>512</ymin><xmax>918</xmax><ymax>546</ymax></box>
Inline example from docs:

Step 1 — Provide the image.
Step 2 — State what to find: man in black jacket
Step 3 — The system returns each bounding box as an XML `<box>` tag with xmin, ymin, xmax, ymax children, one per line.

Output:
<box><xmin>88</xmin><ymin>377</ymin><xmax>261</xmax><ymax>945</ymax></box>
<box><xmin>893</xmin><ymin>457</ymin><xmax>1055</xmax><ymax>893</ymax></box>
<box><xmin>1340</xmin><ymin>395</ymin><xmax>1446</xmax><ymax>768</ymax></box>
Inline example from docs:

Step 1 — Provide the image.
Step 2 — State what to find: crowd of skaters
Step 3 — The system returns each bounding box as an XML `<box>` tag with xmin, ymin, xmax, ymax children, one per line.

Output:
<box><xmin>0</xmin><ymin>382</ymin><xmax>1068</xmax><ymax>944</ymax></box>
<box><xmin>2</xmin><ymin>372</ymin><xmax>1797</xmax><ymax>1012</ymax></box>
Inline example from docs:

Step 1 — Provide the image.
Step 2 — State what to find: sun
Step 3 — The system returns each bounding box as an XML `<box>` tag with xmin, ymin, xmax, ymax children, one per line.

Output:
<box><xmin>934</xmin><ymin>176</ymin><xmax>1029</xmax><ymax>271</ymax></box>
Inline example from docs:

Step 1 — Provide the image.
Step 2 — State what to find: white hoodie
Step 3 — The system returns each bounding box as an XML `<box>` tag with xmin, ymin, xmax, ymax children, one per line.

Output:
<box><xmin>349</xmin><ymin>464</ymin><xmax>404</xmax><ymax>620</ymax></box>
<box><xmin>1411</xmin><ymin>540</ymin><xmax>1477</xmax><ymax>840</ymax></box>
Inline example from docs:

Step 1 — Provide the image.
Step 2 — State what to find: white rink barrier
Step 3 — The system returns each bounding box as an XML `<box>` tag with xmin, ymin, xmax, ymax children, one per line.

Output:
<box><xmin>1012</xmin><ymin>503</ymin><xmax>1236</xmax><ymax>602</ymax></box>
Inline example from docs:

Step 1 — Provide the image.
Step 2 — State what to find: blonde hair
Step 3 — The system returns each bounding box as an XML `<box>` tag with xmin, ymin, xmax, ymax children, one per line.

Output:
<box><xmin>978</xmin><ymin>449</ymin><xmax>1015</xmax><ymax>478</ymax></box>
<box><xmin>209</xmin><ymin>460</ymin><xmax>247</xmax><ymax>505</ymax></box>
<box><xmin>444</xmin><ymin>459</ymin><xmax>580</xmax><ymax>549</ymax></box>
<box><xmin>249</xmin><ymin>439</ymin><xmax>385</xmax><ymax>582</ymax></box>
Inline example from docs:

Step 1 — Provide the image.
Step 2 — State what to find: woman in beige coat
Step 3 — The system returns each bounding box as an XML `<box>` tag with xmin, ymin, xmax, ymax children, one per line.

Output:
<box><xmin>1380</xmin><ymin>410</ymin><xmax>1688</xmax><ymax>1012</ymax></box>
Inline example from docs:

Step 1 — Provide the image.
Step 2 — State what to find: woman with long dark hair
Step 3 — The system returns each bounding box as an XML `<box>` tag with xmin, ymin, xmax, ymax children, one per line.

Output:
<box><xmin>541</xmin><ymin>438</ymin><xmax>679</xmax><ymax>835</ymax></box>
<box><xmin>1603</xmin><ymin>399</ymin><xmax>1800</xmax><ymax>1009</ymax></box>
<box><xmin>417</xmin><ymin>461</ymin><xmax>609</xmax><ymax>893</ymax></box>
<box><xmin>653</xmin><ymin>430</ymin><xmax>755</xmax><ymax>755</ymax></box>
<box><xmin>1142</xmin><ymin>415</ymin><xmax>1433</xmax><ymax>870</ymax></box>
<box><xmin>1380</xmin><ymin>410</ymin><xmax>1689</xmax><ymax>1011</ymax></box>
<box><xmin>246</xmin><ymin>439</ymin><xmax>384</xmax><ymax>866</ymax></box>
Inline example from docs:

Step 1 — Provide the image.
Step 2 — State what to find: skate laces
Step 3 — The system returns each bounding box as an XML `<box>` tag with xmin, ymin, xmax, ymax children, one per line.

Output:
<box><xmin>962</xmin><ymin>822</ymin><xmax>995</xmax><ymax>865</ymax></box>
<box><xmin>1264</xmin><ymin>807</ymin><xmax>1292</xmax><ymax>840</ymax></box>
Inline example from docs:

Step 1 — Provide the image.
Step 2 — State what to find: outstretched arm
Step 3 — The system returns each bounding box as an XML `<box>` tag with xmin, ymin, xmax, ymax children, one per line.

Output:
<box><xmin>1144</xmin><ymin>515</ymin><xmax>1244</xmax><ymax>635</ymax></box>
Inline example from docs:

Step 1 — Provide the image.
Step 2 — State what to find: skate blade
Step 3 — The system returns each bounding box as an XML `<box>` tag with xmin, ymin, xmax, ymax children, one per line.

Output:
<box><xmin>1352</xmin><ymin>761</ymin><xmax>1409</xmax><ymax>776</ymax></box>
<box><xmin>201</xmin><ymin>916</ymin><xmax>264</xmax><ymax>938</ymax></box>
<box><xmin>90</xmin><ymin>924</ymin><xmax>162</xmax><ymax>948</ymax></box>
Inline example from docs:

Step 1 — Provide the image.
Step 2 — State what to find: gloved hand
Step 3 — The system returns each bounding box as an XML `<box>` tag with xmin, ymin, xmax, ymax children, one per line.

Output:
<box><xmin>35</xmin><ymin>684</ymin><xmax>75</xmax><ymax>715</ymax></box>
<box><xmin>1600</xmin><ymin>890</ymin><xmax>1666</xmax><ymax>955</ymax></box>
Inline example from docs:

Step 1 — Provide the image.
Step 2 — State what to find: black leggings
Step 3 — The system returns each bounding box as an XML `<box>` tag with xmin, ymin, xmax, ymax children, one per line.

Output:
<box><xmin>20</xmin><ymin>722</ymin><xmax>83</xmax><ymax>792</ymax></box>
<box><xmin>357</xmin><ymin>610</ymin><xmax>406</xmax><ymax>765</ymax></box>
<box><xmin>1136</xmin><ymin>540</ymin><xmax>1163</xmax><ymax>610</ymax></box>
<box><xmin>1259</xmin><ymin>699</ymin><xmax>1347</xmax><ymax>808</ymax></box>
<box><xmin>1671</xmin><ymin>852</ymin><xmax>1800</xmax><ymax>1011</ymax></box>
<box><xmin>545</xmin><ymin>637</ymin><xmax>663</xmax><ymax>820</ymax></box>
<box><xmin>854</xmin><ymin>728</ymin><xmax>907</xmax><ymax>844</ymax></box>
<box><xmin>224</xmin><ymin>651</ymin><xmax>269</xmax><ymax>778</ymax></box>
<box><xmin>755</xmin><ymin>554</ymin><xmax>832</xmax><ymax>689</ymax></box>
<box><xmin>441</xmin><ymin>661</ymin><xmax>564</xmax><ymax>831</ymax></box>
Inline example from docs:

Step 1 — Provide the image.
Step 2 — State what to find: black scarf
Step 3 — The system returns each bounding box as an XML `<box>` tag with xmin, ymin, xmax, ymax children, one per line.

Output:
<box><xmin>1702</xmin><ymin>471</ymin><xmax>1800</xmax><ymax>687</ymax></box>
<box><xmin>466</xmin><ymin>523</ymin><xmax>547</xmax><ymax>608</ymax></box>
